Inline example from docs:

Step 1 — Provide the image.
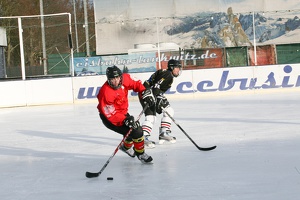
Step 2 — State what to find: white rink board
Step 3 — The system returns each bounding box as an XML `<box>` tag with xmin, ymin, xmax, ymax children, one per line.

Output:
<box><xmin>0</xmin><ymin>78</ymin><xmax>73</xmax><ymax>108</ymax></box>
<box><xmin>74</xmin><ymin>64</ymin><xmax>300</xmax><ymax>102</ymax></box>
<box><xmin>25</xmin><ymin>78</ymin><xmax>74</xmax><ymax>106</ymax></box>
<box><xmin>0</xmin><ymin>80</ymin><xmax>27</xmax><ymax>107</ymax></box>
<box><xmin>0</xmin><ymin>64</ymin><xmax>300</xmax><ymax>108</ymax></box>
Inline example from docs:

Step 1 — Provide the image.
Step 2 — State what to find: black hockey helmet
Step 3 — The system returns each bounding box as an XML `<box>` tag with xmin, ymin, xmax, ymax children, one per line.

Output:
<box><xmin>167</xmin><ymin>59</ymin><xmax>182</xmax><ymax>71</ymax></box>
<box><xmin>106</xmin><ymin>65</ymin><xmax>122</xmax><ymax>89</ymax></box>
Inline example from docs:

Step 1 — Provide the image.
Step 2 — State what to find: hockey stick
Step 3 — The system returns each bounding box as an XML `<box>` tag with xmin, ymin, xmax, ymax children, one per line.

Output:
<box><xmin>85</xmin><ymin>105</ymin><xmax>148</xmax><ymax>178</ymax></box>
<box><xmin>162</xmin><ymin>107</ymin><xmax>217</xmax><ymax>151</ymax></box>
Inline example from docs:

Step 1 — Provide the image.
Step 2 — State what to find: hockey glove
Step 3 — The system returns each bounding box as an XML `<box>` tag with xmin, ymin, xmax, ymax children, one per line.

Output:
<box><xmin>124</xmin><ymin>115</ymin><xmax>140</xmax><ymax>129</ymax></box>
<box><xmin>141</xmin><ymin>89</ymin><xmax>155</xmax><ymax>106</ymax></box>
<box><xmin>156</xmin><ymin>94</ymin><xmax>170</xmax><ymax>114</ymax></box>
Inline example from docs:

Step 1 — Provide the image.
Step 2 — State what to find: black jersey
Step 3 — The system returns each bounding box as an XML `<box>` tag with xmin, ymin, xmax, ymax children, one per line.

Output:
<box><xmin>144</xmin><ymin>69</ymin><xmax>174</xmax><ymax>96</ymax></box>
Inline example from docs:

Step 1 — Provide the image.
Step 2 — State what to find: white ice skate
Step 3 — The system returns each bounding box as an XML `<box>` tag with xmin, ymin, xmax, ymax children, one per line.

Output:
<box><xmin>144</xmin><ymin>135</ymin><xmax>156</xmax><ymax>149</ymax></box>
<box><xmin>158</xmin><ymin>127</ymin><xmax>176</xmax><ymax>145</ymax></box>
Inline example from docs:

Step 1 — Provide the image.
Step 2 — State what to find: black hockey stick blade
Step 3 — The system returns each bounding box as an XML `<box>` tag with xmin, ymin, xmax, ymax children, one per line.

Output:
<box><xmin>162</xmin><ymin>107</ymin><xmax>217</xmax><ymax>151</ymax></box>
<box><xmin>85</xmin><ymin>171</ymin><xmax>101</xmax><ymax>178</ymax></box>
<box><xmin>196</xmin><ymin>145</ymin><xmax>217</xmax><ymax>151</ymax></box>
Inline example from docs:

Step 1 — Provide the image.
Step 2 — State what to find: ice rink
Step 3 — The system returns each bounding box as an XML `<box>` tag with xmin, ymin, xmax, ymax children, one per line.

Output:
<box><xmin>1</xmin><ymin>90</ymin><xmax>300</xmax><ymax>200</ymax></box>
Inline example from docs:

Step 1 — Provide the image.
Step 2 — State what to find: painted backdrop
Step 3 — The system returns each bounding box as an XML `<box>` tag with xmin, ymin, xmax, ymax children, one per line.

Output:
<box><xmin>93</xmin><ymin>0</ymin><xmax>300</xmax><ymax>55</ymax></box>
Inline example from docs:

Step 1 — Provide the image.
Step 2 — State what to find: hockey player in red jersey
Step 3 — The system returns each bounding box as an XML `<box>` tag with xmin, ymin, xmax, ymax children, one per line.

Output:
<box><xmin>138</xmin><ymin>59</ymin><xmax>182</xmax><ymax>148</ymax></box>
<box><xmin>97</xmin><ymin>65</ymin><xmax>155</xmax><ymax>163</ymax></box>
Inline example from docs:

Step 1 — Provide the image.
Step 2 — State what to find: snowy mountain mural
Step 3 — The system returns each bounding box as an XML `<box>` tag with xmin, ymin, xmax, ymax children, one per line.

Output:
<box><xmin>166</xmin><ymin>8</ymin><xmax>300</xmax><ymax>49</ymax></box>
<box><xmin>94</xmin><ymin>0</ymin><xmax>300</xmax><ymax>55</ymax></box>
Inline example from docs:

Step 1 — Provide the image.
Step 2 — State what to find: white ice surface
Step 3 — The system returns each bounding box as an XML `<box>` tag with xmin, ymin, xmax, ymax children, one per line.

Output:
<box><xmin>1</xmin><ymin>91</ymin><xmax>300</xmax><ymax>200</ymax></box>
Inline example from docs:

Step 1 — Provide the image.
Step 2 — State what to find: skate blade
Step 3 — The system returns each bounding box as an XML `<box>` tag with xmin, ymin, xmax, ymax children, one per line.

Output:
<box><xmin>138</xmin><ymin>157</ymin><xmax>153</xmax><ymax>164</ymax></box>
<box><xmin>140</xmin><ymin>160</ymin><xmax>154</xmax><ymax>164</ymax></box>
<box><xmin>145</xmin><ymin>143</ymin><xmax>156</xmax><ymax>149</ymax></box>
<box><xmin>158</xmin><ymin>139</ymin><xmax>176</xmax><ymax>145</ymax></box>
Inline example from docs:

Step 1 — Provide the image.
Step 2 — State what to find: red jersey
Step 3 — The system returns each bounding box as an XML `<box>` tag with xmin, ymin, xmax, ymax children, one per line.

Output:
<box><xmin>97</xmin><ymin>73</ymin><xmax>145</xmax><ymax>126</ymax></box>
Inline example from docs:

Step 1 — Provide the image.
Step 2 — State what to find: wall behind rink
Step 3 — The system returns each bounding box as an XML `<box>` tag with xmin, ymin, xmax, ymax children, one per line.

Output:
<box><xmin>75</xmin><ymin>64</ymin><xmax>300</xmax><ymax>101</ymax></box>
<box><xmin>0</xmin><ymin>78</ymin><xmax>74</xmax><ymax>108</ymax></box>
<box><xmin>1</xmin><ymin>64</ymin><xmax>300</xmax><ymax>108</ymax></box>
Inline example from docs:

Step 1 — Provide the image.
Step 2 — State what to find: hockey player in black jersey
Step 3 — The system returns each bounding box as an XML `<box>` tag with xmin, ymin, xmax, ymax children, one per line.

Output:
<box><xmin>138</xmin><ymin>59</ymin><xmax>182</xmax><ymax>148</ymax></box>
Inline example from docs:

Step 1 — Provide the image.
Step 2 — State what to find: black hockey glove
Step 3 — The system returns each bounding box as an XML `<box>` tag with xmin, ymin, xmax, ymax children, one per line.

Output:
<box><xmin>124</xmin><ymin>115</ymin><xmax>140</xmax><ymax>129</ymax></box>
<box><xmin>156</xmin><ymin>94</ymin><xmax>170</xmax><ymax>114</ymax></box>
<box><xmin>141</xmin><ymin>89</ymin><xmax>155</xmax><ymax>106</ymax></box>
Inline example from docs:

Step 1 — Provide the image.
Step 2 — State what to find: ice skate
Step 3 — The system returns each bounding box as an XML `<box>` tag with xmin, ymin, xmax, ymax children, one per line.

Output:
<box><xmin>144</xmin><ymin>135</ymin><xmax>156</xmax><ymax>149</ymax></box>
<box><xmin>159</xmin><ymin>127</ymin><xmax>176</xmax><ymax>144</ymax></box>
<box><xmin>137</xmin><ymin>152</ymin><xmax>153</xmax><ymax>163</ymax></box>
<box><xmin>119</xmin><ymin>144</ymin><xmax>135</xmax><ymax>158</ymax></box>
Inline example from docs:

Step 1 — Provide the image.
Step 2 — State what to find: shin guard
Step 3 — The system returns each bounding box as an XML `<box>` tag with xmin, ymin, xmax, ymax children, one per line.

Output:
<box><xmin>133</xmin><ymin>136</ymin><xmax>144</xmax><ymax>155</ymax></box>
<box><xmin>123</xmin><ymin>140</ymin><xmax>133</xmax><ymax>150</ymax></box>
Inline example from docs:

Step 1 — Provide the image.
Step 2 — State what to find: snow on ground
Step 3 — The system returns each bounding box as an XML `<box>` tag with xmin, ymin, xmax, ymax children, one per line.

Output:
<box><xmin>0</xmin><ymin>90</ymin><xmax>300</xmax><ymax>200</ymax></box>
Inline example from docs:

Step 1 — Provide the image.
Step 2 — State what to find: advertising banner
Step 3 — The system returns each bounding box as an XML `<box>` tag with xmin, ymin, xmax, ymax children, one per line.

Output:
<box><xmin>74</xmin><ymin>64</ymin><xmax>300</xmax><ymax>101</ymax></box>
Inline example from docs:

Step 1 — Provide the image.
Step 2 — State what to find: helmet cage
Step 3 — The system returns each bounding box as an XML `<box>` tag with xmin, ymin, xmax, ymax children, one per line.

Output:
<box><xmin>106</xmin><ymin>66</ymin><xmax>123</xmax><ymax>89</ymax></box>
<box><xmin>167</xmin><ymin>59</ymin><xmax>182</xmax><ymax>71</ymax></box>
<box><xmin>167</xmin><ymin>59</ymin><xmax>182</xmax><ymax>77</ymax></box>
